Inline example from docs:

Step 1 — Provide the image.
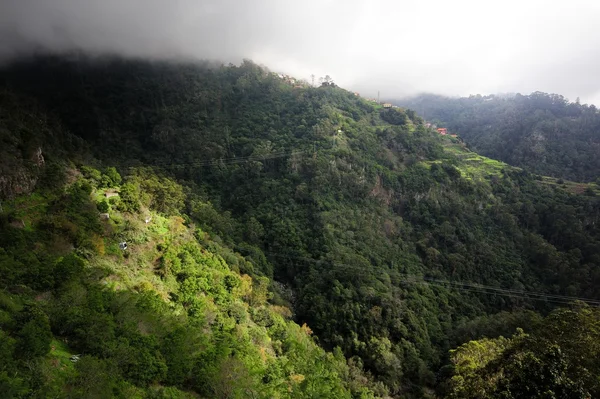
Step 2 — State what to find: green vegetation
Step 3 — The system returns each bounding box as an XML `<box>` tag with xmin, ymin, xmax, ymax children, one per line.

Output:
<box><xmin>434</xmin><ymin>141</ymin><xmax>511</xmax><ymax>183</ymax></box>
<box><xmin>1</xmin><ymin>55</ymin><xmax>600</xmax><ymax>397</ymax></box>
<box><xmin>395</xmin><ymin>92</ymin><xmax>600</xmax><ymax>182</ymax></box>
<box><xmin>446</xmin><ymin>304</ymin><xmax>600</xmax><ymax>398</ymax></box>
<box><xmin>0</xmin><ymin>167</ymin><xmax>377</xmax><ymax>398</ymax></box>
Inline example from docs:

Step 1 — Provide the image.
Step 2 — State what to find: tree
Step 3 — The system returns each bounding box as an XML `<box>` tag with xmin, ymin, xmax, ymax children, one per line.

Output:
<box><xmin>101</xmin><ymin>167</ymin><xmax>122</xmax><ymax>188</ymax></box>
<box><xmin>16</xmin><ymin>306</ymin><xmax>52</xmax><ymax>359</ymax></box>
<box><xmin>447</xmin><ymin>306</ymin><xmax>600</xmax><ymax>399</ymax></box>
<box><xmin>321</xmin><ymin>75</ymin><xmax>335</xmax><ymax>87</ymax></box>
<box><xmin>97</xmin><ymin>200</ymin><xmax>109</xmax><ymax>213</ymax></box>
<box><xmin>448</xmin><ymin>336</ymin><xmax>510</xmax><ymax>398</ymax></box>
<box><xmin>118</xmin><ymin>182</ymin><xmax>141</xmax><ymax>212</ymax></box>
<box><xmin>70</xmin><ymin>357</ymin><xmax>120</xmax><ymax>398</ymax></box>
<box><xmin>81</xmin><ymin>166</ymin><xmax>102</xmax><ymax>185</ymax></box>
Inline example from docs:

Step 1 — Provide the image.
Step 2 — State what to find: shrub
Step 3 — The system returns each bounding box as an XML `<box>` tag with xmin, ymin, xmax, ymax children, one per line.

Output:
<box><xmin>97</xmin><ymin>200</ymin><xmax>109</xmax><ymax>213</ymax></box>
<box><xmin>16</xmin><ymin>306</ymin><xmax>52</xmax><ymax>359</ymax></box>
<box><xmin>101</xmin><ymin>167</ymin><xmax>122</xmax><ymax>188</ymax></box>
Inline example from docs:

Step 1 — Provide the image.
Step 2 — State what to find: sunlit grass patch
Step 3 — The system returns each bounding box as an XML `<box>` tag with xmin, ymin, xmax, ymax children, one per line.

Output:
<box><xmin>43</xmin><ymin>338</ymin><xmax>76</xmax><ymax>389</ymax></box>
<box><xmin>538</xmin><ymin>176</ymin><xmax>600</xmax><ymax>195</ymax></box>
<box><xmin>3</xmin><ymin>192</ymin><xmax>49</xmax><ymax>228</ymax></box>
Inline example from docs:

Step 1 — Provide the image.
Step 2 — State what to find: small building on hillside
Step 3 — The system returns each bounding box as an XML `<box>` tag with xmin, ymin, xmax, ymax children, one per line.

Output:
<box><xmin>382</xmin><ymin>103</ymin><xmax>392</xmax><ymax>108</ymax></box>
<box><xmin>437</xmin><ymin>128</ymin><xmax>448</xmax><ymax>135</ymax></box>
<box><xmin>9</xmin><ymin>219</ymin><xmax>25</xmax><ymax>229</ymax></box>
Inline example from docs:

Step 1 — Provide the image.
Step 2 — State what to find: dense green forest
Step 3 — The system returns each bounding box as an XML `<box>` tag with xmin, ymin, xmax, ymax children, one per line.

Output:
<box><xmin>1</xmin><ymin>55</ymin><xmax>600</xmax><ymax>398</ymax></box>
<box><xmin>394</xmin><ymin>93</ymin><xmax>600</xmax><ymax>182</ymax></box>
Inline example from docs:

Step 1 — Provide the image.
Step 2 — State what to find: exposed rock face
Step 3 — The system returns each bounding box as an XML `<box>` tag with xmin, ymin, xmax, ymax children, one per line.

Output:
<box><xmin>33</xmin><ymin>147</ymin><xmax>45</xmax><ymax>167</ymax></box>
<box><xmin>0</xmin><ymin>90</ymin><xmax>85</xmax><ymax>200</ymax></box>
<box><xmin>9</xmin><ymin>219</ymin><xmax>25</xmax><ymax>229</ymax></box>
<box><xmin>0</xmin><ymin>148</ymin><xmax>45</xmax><ymax>199</ymax></box>
<box><xmin>0</xmin><ymin>171</ymin><xmax>39</xmax><ymax>199</ymax></box>
<box><xmin>370</xmin><ymin>174</ymin><xmax>393</xmax><ymax>205</ymax></box>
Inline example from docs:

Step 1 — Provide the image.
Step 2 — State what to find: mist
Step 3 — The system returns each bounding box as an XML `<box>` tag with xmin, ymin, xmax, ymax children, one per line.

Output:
<box><xmin>2</xmin><ymin>0</ymin><xmax>600</xmax><ymax>104</ymax></box>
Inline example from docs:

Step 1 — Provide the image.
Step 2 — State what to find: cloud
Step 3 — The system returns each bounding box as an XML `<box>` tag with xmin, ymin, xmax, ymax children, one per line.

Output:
<box><xmin>2</xmin><ymin>0</ymin><xmax>600</xmax><ymax>104</ymax></box>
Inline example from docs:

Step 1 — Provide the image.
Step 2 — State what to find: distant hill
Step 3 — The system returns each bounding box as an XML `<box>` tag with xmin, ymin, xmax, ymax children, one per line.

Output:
<box><xmin>394</xmin><ymin>92</ymin><xmax>600</xmax><ymax>182</ymax></box>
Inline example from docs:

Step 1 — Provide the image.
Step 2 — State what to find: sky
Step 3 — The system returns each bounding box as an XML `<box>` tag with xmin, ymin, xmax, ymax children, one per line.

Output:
<box><xmin>2</xmin><ymin>0</ymin><xmax>600</xmax><ymax>104</ymax></box>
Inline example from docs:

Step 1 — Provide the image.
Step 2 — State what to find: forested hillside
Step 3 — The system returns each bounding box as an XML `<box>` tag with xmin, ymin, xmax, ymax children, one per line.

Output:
<box><xmin>394</xmin><ymin>93</ymin><xmax>600</xmax><ymax>182</ymax></box>
<box><xmin>2</xmin><ymin>55</ymin><xmax>600</xmax><ymax>398</ymax></box>
<box><xmin>0</xmin><ymin>172</ymin><xmax>373</xmax><ymax>398</ymax></box>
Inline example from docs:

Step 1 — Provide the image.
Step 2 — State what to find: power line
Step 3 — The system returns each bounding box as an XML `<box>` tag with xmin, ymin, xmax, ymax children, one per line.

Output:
<box><xmin>7</xmin><ymin>150</ymin><xmax>599</xmax><ymax>307</ymax></box>
<box><xmin>2</xmin><ymin>149</ymin><xmax>316</xmax><ymax>213</ymax></box>
<box><xmin>258</xmin><ymin>250</ymin><xmax>600</xmax><ymax>306</ymax></box>
<box><xmin>419</xmin><ymin>279</ymin><xmax>590</xmax><ymax>306</ymax></box>
<box><xmin>10</xmin><ymin>149</ymin><xmax>312</xmax><ymax>183</ymax></box>
<box><xmin>124</xmin><ymin>149</ymin><xmax>309</xmax><ymax>170</ymax></box>
<box><xmin>420</xmin><ymin>276</ymin><xmax>600</xmax><ymax>305</ymax></box>
<box><xmin>420</xmin><ymin>282</ymin><xmax>579</xmax><ymax>306</ymax></box>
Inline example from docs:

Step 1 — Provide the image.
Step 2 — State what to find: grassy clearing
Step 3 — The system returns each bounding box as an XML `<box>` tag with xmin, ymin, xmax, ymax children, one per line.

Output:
<box><xmin>42</xmin><ymin>339</ymin><xmax>76</xmax><ymax>392</ymax></box>
<box><xmin>442</xmin><ymin>143</ymin><xmax>465</xmax><ymax>156</ymax></box>
<box><xmin>442</xmin><ymin>140</ymin><xmax>600</xmax><ymax>196</ymax></box>
<box><xmin>441</xmin><ymin>141</ymin><xmax>511</xmax><ymax>181</ymax></box>
<box><xmin>91</xmin><ymin>207</ymin><xmax>195</xmax><ymax>304</ymax></box>
<box><xmin>538</xmin><ymin>176</ymin><xmax>600</xmax><ymax>195</ymax></box>
<box><xmin>2</xmin><ymin>192</ymin><xmax>49</xmax><ymax>229</ymax></box>
<box><xmin>47</xmin><ymin>339</ymin><xmax>75</xmax><ymax>369</ymax></box>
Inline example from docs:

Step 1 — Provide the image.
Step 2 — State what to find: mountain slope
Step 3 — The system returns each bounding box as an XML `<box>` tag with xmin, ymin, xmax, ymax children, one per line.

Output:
<box><xmin>447</xmin><ymin>304</ymin><xmax>600</xmax><ymax>398</ymax></box>
<box><xmin>394</xmin><ymin>93</ymin><xmax>600</xmax><ymax>182</ymax></box>
<box><xmin>0</xmin><ymin>165</ymin><xmax>380</xmax><ymax>398</ymax></box>
<box><xmin>1</xmin><ymin>55</ymin><xmax>600</xmax><ymax>397</ymax></box>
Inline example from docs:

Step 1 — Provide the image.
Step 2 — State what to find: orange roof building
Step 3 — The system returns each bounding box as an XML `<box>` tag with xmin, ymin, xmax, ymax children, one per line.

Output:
<box><xmin>437</xmin><ymin>128</ymin><xmax>448</xmax><ymax>135</ymax></box>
